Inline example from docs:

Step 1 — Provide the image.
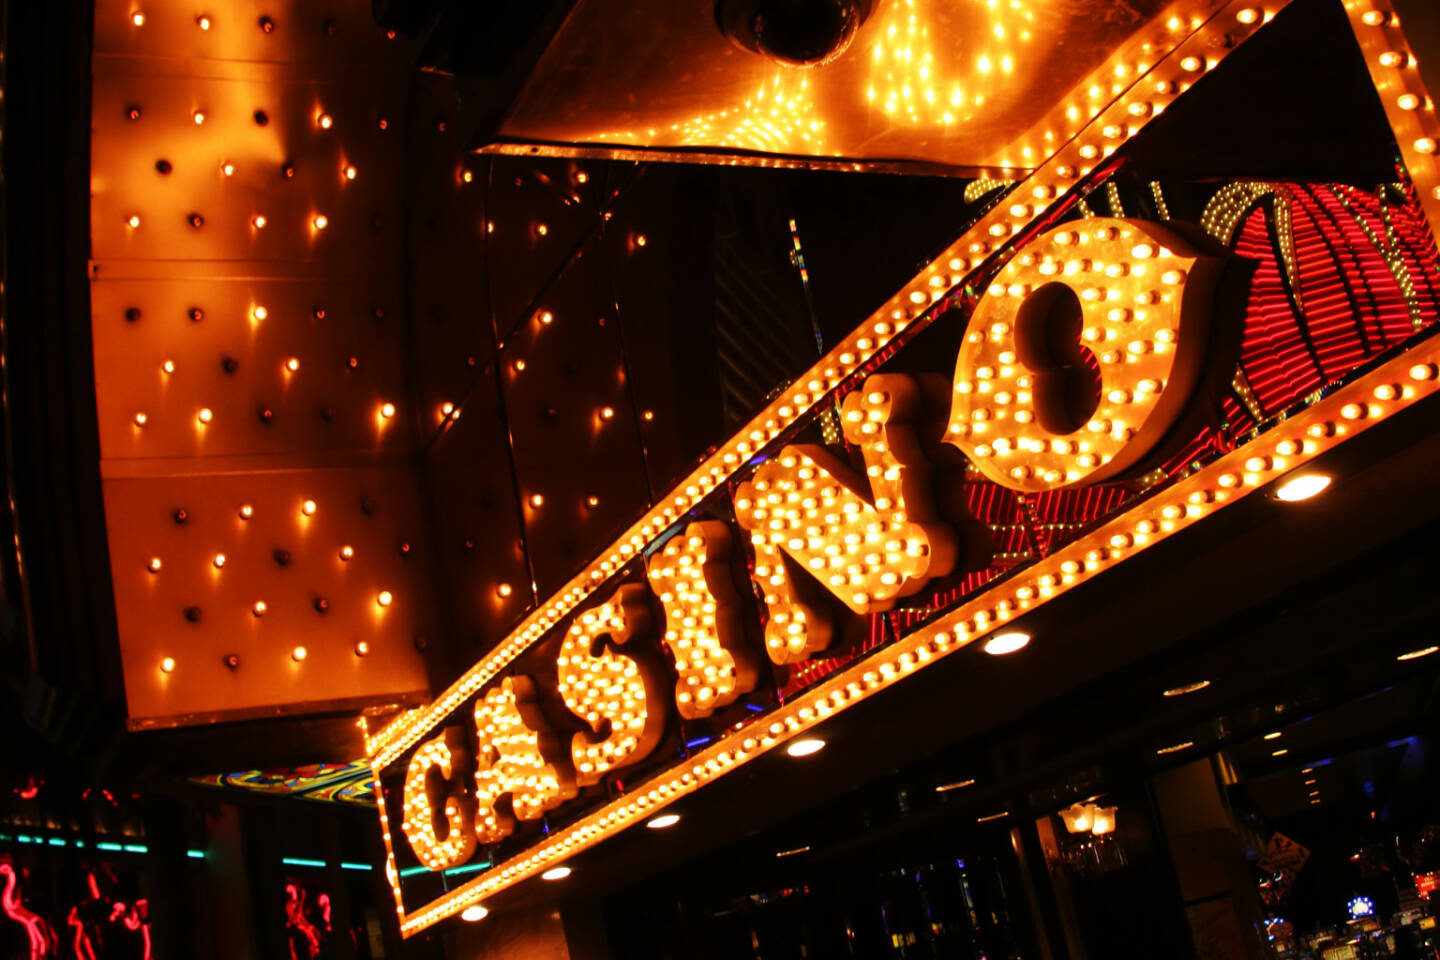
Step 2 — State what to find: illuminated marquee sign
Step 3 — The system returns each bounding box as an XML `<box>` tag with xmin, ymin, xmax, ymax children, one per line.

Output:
<box><xmin>367</xmin><ymin>0</ymin><xmax>1440</xmax><ymax>935</ymax></box>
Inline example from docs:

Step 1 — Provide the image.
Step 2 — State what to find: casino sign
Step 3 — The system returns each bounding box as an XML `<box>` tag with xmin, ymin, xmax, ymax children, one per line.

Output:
<box><xmin>362</xmin><ymin>0</ymin><xmax>1440</xmax><ymax>935</ymax></box>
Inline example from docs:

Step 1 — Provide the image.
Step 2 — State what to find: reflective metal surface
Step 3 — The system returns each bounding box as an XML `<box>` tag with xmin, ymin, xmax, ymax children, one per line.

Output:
<box><xmin>489</xmin><ymin>0</ymin><xmax>1210</xmax><ymax>174</ymax></box>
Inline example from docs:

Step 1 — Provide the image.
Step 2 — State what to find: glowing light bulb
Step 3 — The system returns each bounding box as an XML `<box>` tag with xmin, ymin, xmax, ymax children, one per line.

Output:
<box><xmin>160</xmin><ymin>656</ymin><xmax>175</xmax><ymax>672</ymax></box>
<box><xmin>312</xmin><ymin>215</ymin><xmax>328</xmax><ymax>230</ymax></box>
<box><xmin>239</xmin><ymin>504</ymin><xmax>253</xmax><ymax>519</ymax></box>
<box><xmin>192</xmin><ymin>110</ymin><xmax>206</xmax><ymax>125</ymax></box>
<box><xmin>635</xmin><ymin>234</ymin><xmax>647</xmax><ymax>247</ymax></box>
<box><xmin>252</xmin><ymin>306</ymin><xmax>268</xmax><ymax>321</ymax></box>
<box><xmin>647</xmin><ymin>814</ymin><xmax>680</xmax><ymax>829</ymax></box>
<box><xmin>575</xmin><ymin>171</ymin><xmax>589</xmax><ymax>184</ymax></box>
<box><xmin>354</xmin><ymin>641</ymin><xmax>370</xmax><ymax>657</ymax></box>
<box><xmin>1398</xmin><ymin>645</ymin><xmax>1440</xmax><ymax>661</ymax></box>
<box><xmin>461</xmin><ymin>170</ymin><xmax>474</xmax><ymax>184</ymax></box>
<box><xmin>983</xmin><ymin>631</ymin><xmax>1030</xmax><ymax>655</ymax></box>
<box><xmin>127</xmin><ymin>215</ymin><xmax>141</xmax><ymax>229</ymax></box>
<box><xmin>343</xmin><ymin>165</ymin><xmax>357</xmax><ymax>180</ymax></box>
<box><xmin>197</xmin><ymin>408</ymin><xmax>213</xmax><ymax>424</ymax></box>
<box><xmin>536</xmin><ymin>223</ymin><xmax>548</xmax><ymax>237</ymax></box>
<box><xmin>541</xmin><ymin>866</ymin><xmax>571</xmax><ymax>881</ymax></box>
<box><xmin>148</xmin><ymin>557</ymin><xmax>162</xmax><ymax>573</ymax></box>
<box><xmin>599</xmin><ymin>406</ymin><xmax>615</xmax><ymax>421</ymax></box>
<box><xmin>643</xmin><ymin>410</ymin><xmax>655</xmax><ymax>421</ymax></box>
<box><xmin>461</xmin><ymin>906</ymin><xmax>488</xmax><ymax>922</ymax></box>
<box><xmin>253</xmin><ymin>601</ymin><xmax>267</xmax><ymax>616</ymax></box>
<box><xmin>586</xmin><ymin>495</ymin><xmax>599</xmax><ymax>508</ymax></box>
<box><xmin>339</xmin><ymin>545</ymin><xmax>354</xmax><ymax>561</ymax></box>
<box><xmin>377</xmin><ymin>590</ymin><xmax>393</xmax><ymax>607</ymax></box>
<box><xmin>380</xmin><ymin>402</ymin><xmax>396</xmax><ymax>419</ymax></box>
<box><xmin>786</xmin><ymin>738</ymin><xmax>825</xmax><ymax>757</ymax></box>
<box><xmin>161</xmin><ymin>360</ymin><xmax>175</xmax><ymax>374</ymax></box>
<box><xmin>529</xmin><ymin>494</ymin><xmax>544</xmax><ymax>508</ymax></box>
<box><xmin>213</xmin><ymin>553</ymin><xmax>226</xmax><ymax>568</ymax></box>
<box><xmin>1274</xmin><ymin>473</ymin><xmax>1331</xmax><ymax>502</ymax></box>
<box><xmin>131</xmin><ymin>12</ymin><xmax>145</xmax><ymax>26</ymax></box>
<box><xmin>221</xmin><ymin>162</ymin><xmax>235</xmax><ymax>176</ymax></box>
<box><xmin>196</xmin><ymin>14</ymin><xmax>211</xmax><ymax>29</ymax></box>
<box><xmin>539</xmin><ymin>311</ymin><xmax>553</xmax><ymax>325</ymax></box>
<box><xmin>292</xmin><ymin>645</ymin><xmax>307</xmax><ymax>661</ymax></box>
<box><xmin>285</xmin><ymin>357</ymin><xmax>299</xmax><ymax>373</ymax></box>
<box><xmin>302</xmin><ymin>499</ymin><xmax>317</xmax><ymax>516</ymax></box>
<box><xmin>318</xmin><ymin>113</ymin><xmax>333</xmax><ymax>130</ymax></box>
<box><xmin>133</xmin><ymin>412</ymin><xmax>148</xmax><ymax>426</ymax></box>
<box><xmin>252</xmin><ymin>215</ymin><xmax>267</xmax><ymax>229</ymax></box>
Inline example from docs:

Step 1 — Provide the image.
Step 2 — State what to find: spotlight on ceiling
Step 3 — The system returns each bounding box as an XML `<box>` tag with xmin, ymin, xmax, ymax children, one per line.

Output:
<box><xmin>715</xmin><ymin>0</ymin><xmax>874</xmax><ymax>67</ymax></box>
<box><xmin>646</xmin><ymin>814</ymin><xmax>681</xmax><ymax>829</ymax></box>
<box><xmin>541</xmin><ymin>866</ymin><xmax>572</xmax><ymax>881</ymax></box>
<box><xmin>460</xmin><ymin>905</ymin><xmax>488</xmax><ymax>922</ymax></box>
<box><xmin>1162</xmin><ymin>680</ymin><xmax>1211</xmax><ymax>697</ymax></box>
<box><xmin>983</xmin><ymin>631</ymin><xmax>1030</xmax><ymax>655</ymax></box>
<box><xmin>786</xmin><ymin>737</ymin><xmax>826</xmax><ymax>757</ymax></box>
<box><xmin>1274</xmin><ymin>473</ymin><xmax>1332</xmax><ymax>502</ymax></box>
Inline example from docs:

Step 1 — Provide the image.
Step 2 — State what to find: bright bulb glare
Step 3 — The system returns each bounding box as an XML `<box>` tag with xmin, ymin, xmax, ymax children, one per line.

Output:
<box><xmin>1162</xmin><ymin>680</ymin><xmax>1210</xmax><ymax>697</ymax></box>
<box><xmin>460</xmin><ymin>905</ymin><xmax>487</xmax><ymax>922</ymax></box>
<box><xmin>786</xmin><ymin>738</ymin><xmax>826</xmax><ymax>757</ymax></box>
<box><xmin>646</xmin><ymin>814</ymin><xmax>681</xmax><ymax>829</ymax></box>
<box><xmin>984</xmin><ymin>631</ymin><xmax>1030</xmax><ymax>655</ymax></box>
<box><xmin>1275</xmin><ymin>473</ymin><xmax>1331</xmax><ymax>501</ymax></box>
<box><xmin>1398</xmin><ymin>645</ymin><xmax>1440</xmax><ymax>661</ymax></box>
<box><xmin>541</xmin><ymin>866</ymin><xmax>571</xmax><ymax>881</ymax></box>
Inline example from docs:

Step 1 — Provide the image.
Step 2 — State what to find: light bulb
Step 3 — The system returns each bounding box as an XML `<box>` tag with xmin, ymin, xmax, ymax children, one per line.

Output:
<box><xmin>377</xmin><ymin>590</ymin><xmax>393</xmax><ymax>607</ymax></box>
<box><xmin>197</xmin><ymin>14</ymin><xmax>211</xmax><ymax>29</ymax></box>
<box><xmin>1274</xmin><ymin>474</ymin><xmax>1330</xmax><ymax>502</ymax></box>
<box><xmin>253</xmin><ymin>601</ymin><xmax>267</xmax><ymax>616</ymax></box>
<box><xmin>786</xmin><ymin>738</ymin><xmax>825</xmax><ymax>757</ymax></box>
<box><xmin>127</xmin><ymin>215</ymin><xmax>141</xmax><ymax>229</ymax></box>
<box><xmin>461</xmin><ymin>906</ymin><xmax>488</xmax><ymax>922</ymax></box>
<box><xmin>983</xmin><ymin>631</ymin><xmax>1030</xmax><ymax>655</ymax></box>
<box><xmin>131</xmin><ymin>12</ymin><xmax>145</xmax><ymax>26</ymax></box>
<box><xmin>343</xmin><ymin>165</ymin><xmax>357</xmax><ymax>180</ymax></box>
<box><xmin>252</xmin><ymin>306</ymin><xmax>268</xmax><ymax>321</ymax></box>
<box><xmin>197</xmin><ymin>408</ymin><xmax>213</xmax><ymax>424</ymax></box>
<box><xmin>252</xmin><ymin>215</ymin><xmax>267</xmax><ymax>229</ymax></box>
<box><xmin>161</xmin><ymin>657</ymin><xmax>175</xmax><ymax>672</ymax></box>
<box><xmin>213</xmin><ymin>553</ymin><xmax>226</xmax><ymax>568</ymax></box>
<box><xmin>192</xmin><ymin>110</ymin><xmax>206</xmax><ymax>125</ymax></box>
<box><xmin>312</xmin><ymin>215</ymin><xmax>328</xmax><ymax>230</ymax></box>
<box><xmin>133</xmin><ymin>412</ymin><xmax>148</xmax><ymax>426</ymax></box>
<box><xmin>381</xmin><ymin>402</ymin><xmax>396</xmax><ymax>419</ymax></box>
<box><xmin>354</xmin><ymin>641</ymin><xmax>370</xmax><ymax>657</ymax></box>
<box><xmin>292</xmin><ymin>645</ymin><xmax>307</xmax><ymax>661</ymax></box>
<box><xmin>497</xmin><ymin>583</ymin><xmax>512</xmax><ymax>597</ymax></box>
<box><xmin>148</xmin><ymin>557</ymin><xmax>162</xmax><ymax>573</ymax></box>
<box><xmin>302</xmin><ymin>499</ymin><xmax>317</xmax><ymax>516</ymax></box>
<box><xmin>239</xmin><ymin>504</ymin><xmax>253</xmax><ymax>519</ymax></box>
<box><xmin>339</xmin><ymin>545</ymin><xmax>354</xmax><ymax>561</ymax></box>
<box><xmin>541</xmin><ymin>866</ymin><xmax>571</xmax><ymax>881</ymax></box>
<box><xmin>318</xmin><ymin>113</ymin><xmax>333</xmax><ymax>129</ymax></box>
<box><xmin>646</xmin><ymin>814</ymin><xmax>680</xmax><ymax>829</ymax></box>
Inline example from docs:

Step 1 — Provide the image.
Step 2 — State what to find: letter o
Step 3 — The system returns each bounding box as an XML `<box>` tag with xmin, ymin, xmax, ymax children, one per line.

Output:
<box><xmin>946</xmin><ymin>218</ymin><xmax>1222</xmax><ymax>490</ymax></box>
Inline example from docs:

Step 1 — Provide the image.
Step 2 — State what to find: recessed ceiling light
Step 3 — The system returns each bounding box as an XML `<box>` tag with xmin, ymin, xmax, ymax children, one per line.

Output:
<box><xmin>1274</xmin><ymin>473</ymin><xmax>1332</xmax><ymax>502</ymax></box>
<box><xmin>646</xmin><ymin>814</ymin><xmax>680</xmax><ymax>829</ymax></box>
<box><xmin>936</xmin><ymin>778</ymin><xmax>976</xmax><ymax>793</ymax></box>
<box><xmin>1398</xmin><ymin>645</ymin><xmax>1440</xmax><ymax>661</ymax></box>
<box><xmin>1162</xmin><ymin>680</ymin><xmax>1210</xmax><ymax>697</ymax></box>
<box><xmin>1157</xmin><ymin>741</ymin><xmax>1195</xmax><ymax>755</ymax></box>
<box><xmin>984</xmin><ymin>631</ymin><xmax>1030</xmax><ymax>655</ymax></box>
<box><xmin>541</xmin><ymin>866</ymin><xmax>571</xmax><ymax>881</ymax></box>
<box><xmin>786</xmin><ymin>738</ymin><xmax>825</xmax><ymax>757</ymax></box>
<box><xmin>1263</xmin><ymin>732</ymin><xmax>1282</xmax><ymax>740</ymax></box>
<box><xmin>460</xmin><ymin>905</ymin><xmax>488</xmax><ymax>922</ymax></box>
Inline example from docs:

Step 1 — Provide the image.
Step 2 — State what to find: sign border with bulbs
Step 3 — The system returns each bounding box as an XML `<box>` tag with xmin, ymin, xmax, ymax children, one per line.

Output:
<box><xmin>366</xmin><ymin>0</ymin><xmax>1440</xmax><ymax>934</ymax></box>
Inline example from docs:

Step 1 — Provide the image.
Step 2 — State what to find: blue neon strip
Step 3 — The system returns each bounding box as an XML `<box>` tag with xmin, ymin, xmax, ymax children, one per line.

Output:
<box><xmin>123</xmin><ymin>844</ymin><xmax>148</xmax><ymax>854</ymax></box>
<box><xmin>47</xmin><ymin>838</ymin><xmax>66</xmax><ymax>847</ymax></box>
<box><xmin>443</xmin><ymin>862</ymin><xmax>492</xmax><ymax>877</ymax></box>
<box><xmin>186</xmin><ymin>849</ymin><xmax>206</xmax><ymax>859</ymax></box>
<box><xmin>96</xmin><ymin>842</ymin><xmax>123</xmax><ymax>851</ymax></box>
<box><xmin>339</xmin><ymin>862</ymin><xmax>371</xmax><ymax>871</ymax></box>
<box><xmin>281</xmin><ymin>857</ymin><xmax>326</xmax><ymax>868</ymax></box>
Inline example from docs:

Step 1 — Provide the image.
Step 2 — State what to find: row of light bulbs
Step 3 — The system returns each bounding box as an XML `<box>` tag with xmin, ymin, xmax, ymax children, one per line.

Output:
<box><xmin>367</xmin><ymin>0</ymin><xmax>1278</xmax><ymax>773</ymax></box>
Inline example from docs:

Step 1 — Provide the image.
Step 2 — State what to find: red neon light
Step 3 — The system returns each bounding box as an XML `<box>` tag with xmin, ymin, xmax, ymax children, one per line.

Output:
<box><xmin>1</xmin><ymin>863</ymin><xmax>57</xmax><ymax>960</ymax></box>
<box><xmin>1417</xmin><ymin>871</ymin><xmax>1439</xmax><ymax>899</ymax></box>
